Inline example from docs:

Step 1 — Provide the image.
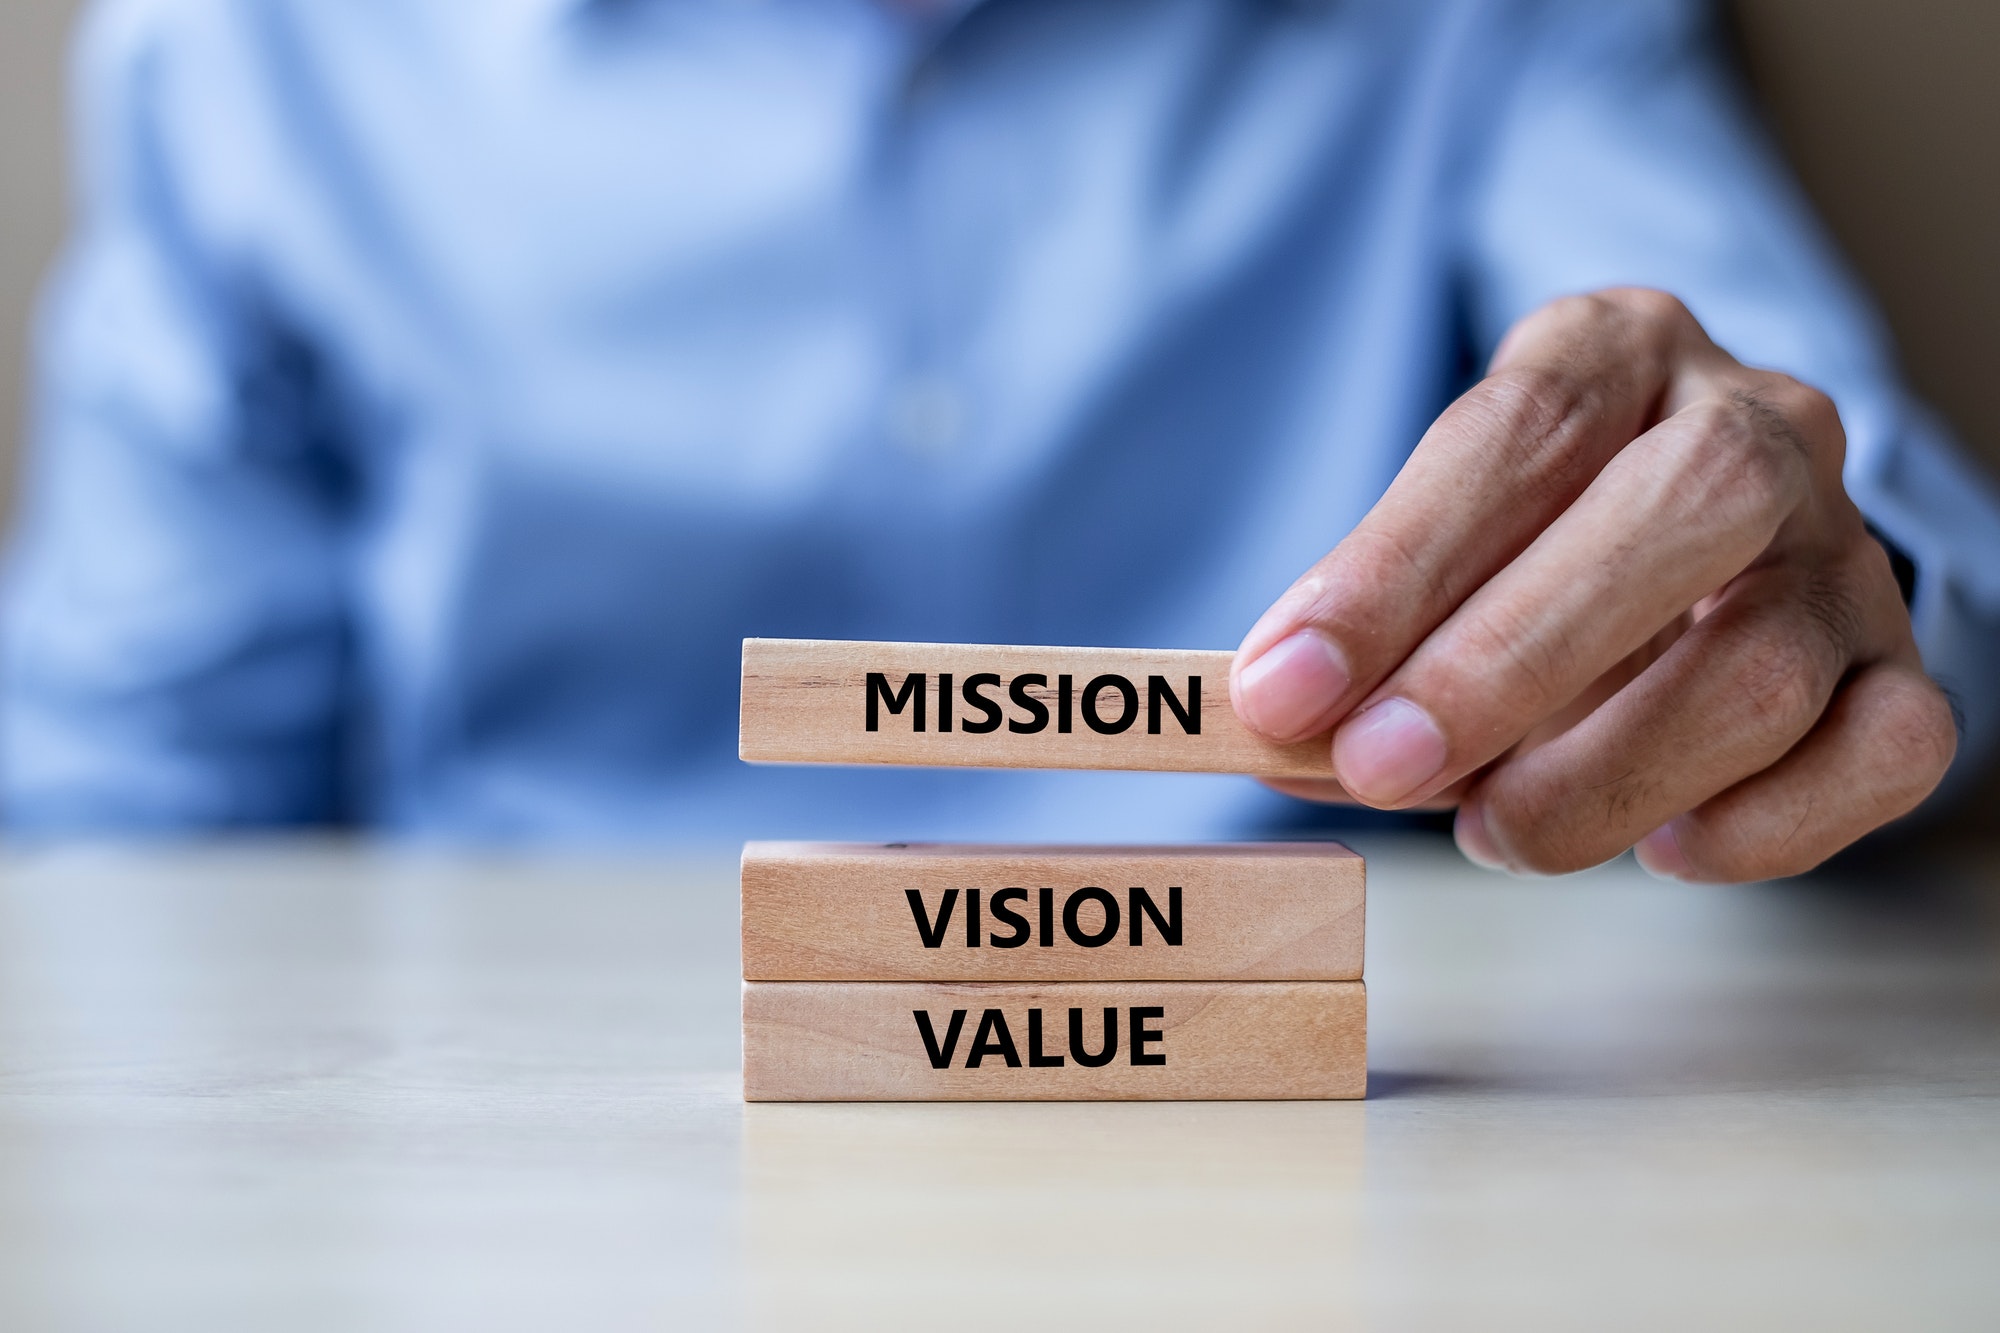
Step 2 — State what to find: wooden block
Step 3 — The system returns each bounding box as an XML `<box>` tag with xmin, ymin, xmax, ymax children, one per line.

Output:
<box><xmin>742</xmin><ymin>980</ymin><xmax>1366</xmax><ymax>1101</ymax></box>
<box><xmin>738</xmin><ymin>638</ymin><xmax>1336</xmax><ymax>777</ymax></box>
<box><xmin>742</xmin><ymin>841</ymin><xmax>1364</xmax><ymax>982</ymax></box>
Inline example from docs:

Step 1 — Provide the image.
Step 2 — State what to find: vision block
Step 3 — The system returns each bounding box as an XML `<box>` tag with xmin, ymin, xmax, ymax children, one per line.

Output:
<box><xmin>742</xmin><ymin>841</ymin><xmax>1364</xmax><ymax>982</ymax></box>
<box><xmin>742</xmin><ymin>980</ymin><xmax>1367</xmax><ymax>1101</ymax></box>
<box><xmin>738</xmin><ymin>638</ymin><xmax>1337</xmax><ymax>777</ymax></box>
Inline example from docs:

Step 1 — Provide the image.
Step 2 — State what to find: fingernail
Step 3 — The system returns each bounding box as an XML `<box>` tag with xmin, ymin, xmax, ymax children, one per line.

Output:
<box><xmin>1334</xmin><ymin>697</ymin><xmax>1448</xmax><ymax>805</ymax></box>
<box><xmin>1635</xmin><ymin>822</ymin><xmax>1692</xmax><ymax>881</ymax></box>
<box><xmin>1234</xmin><ymin>630</ymin><xmax>1350</xmax><ymax>742</ymax></box>
<box><xmin>1454</xmin><ymin>802</ymin><xmax>1508</xmax><ymax>872</ymax></box>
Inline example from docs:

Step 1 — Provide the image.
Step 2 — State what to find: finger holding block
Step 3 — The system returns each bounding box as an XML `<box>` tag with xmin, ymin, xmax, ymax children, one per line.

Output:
<box><xmin>742</xmin><ymin>841</ymin><xmax>1364</xmax><ymax>982</ymax></box>
<box><xmin>742</xmin><ymin>981</ymin><xmax>1367</xmax><ymax>1101</ymax></box>
<box><xmin>738</xmin><ymin>638</ymin><xmax>1337</xmax><ymax>778</ymax></box>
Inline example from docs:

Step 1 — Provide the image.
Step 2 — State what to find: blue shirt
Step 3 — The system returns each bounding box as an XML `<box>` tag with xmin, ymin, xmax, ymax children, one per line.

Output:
<box><xmin>8</xmin><ymin>0</ymin><xmax>1999</xmax><ymax>842</ymax></box>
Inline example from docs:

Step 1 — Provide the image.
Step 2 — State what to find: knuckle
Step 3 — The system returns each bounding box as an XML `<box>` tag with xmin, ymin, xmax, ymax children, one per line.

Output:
<box><xmin>1563</xmin><ymin>287</ymin><xmax>1695</xmax><ymax>368</ymax></box>
<box><xmin>1728</xmin><ymin>384</ymin><xmax>1815</xmax><ymax>466</ymax></box>
<box><xmin>1607</xmin><ymin>285</ymin><xmax>1695</xmax><ymax>331</ymax></box>
<box><xmin>1540</xmin><ymin>291</ymin><xmax>1622</xmax><ymax>334</ymax></box>
<box><xmin>1879</xmin><ymin>679</ymin><xmax>1960</xmax><ymax>795</ymax></box>
<box><xmin>1483</xmin><ymin>786</ymin><xmax>1595</xmax><ymax>875</ymax></box>
<box><xmin>1482</xmin><ymin>764</ymin><xmax>1638</xmax><ymax>876</ymax></box>
<box><xmin>1677</xmin><ymin>811</ymin><xmax>1822</xmax><ymax>883</ymax></box>
<box><xmin>1462</xmin><ymin>365</ymin><xmax>1610</xmax><ymax>499</ymax></box>
<box><xmin>1516</xmin><ymin>830</ymin><xmax>1608</xmax><ymax>876</ymax></box>
<box><xmin>1471</xmin><ymin>365</ymin><xmax>1589</xmax><ymax>446</ymax></box>
<box><xmin>1677</xmin><ymin>397</ymin><xmax>1808</xmax><ymax>526</ymax></box>
<box><xmin>1516</xmin><ymin>844</ymin><xmax>1596</xmax><ymax>877</ymax></box>
<box><xmin>1767</xmin><ymin>374</ymin><xmax>1844</xmax><ymax>445</ymax></box>
<box><xmin>1513</xmin><ymin>288</ymin><xmax>1679</xmax><ymax>362</ymax></box>
<box><xmin>1340</xmin><ymin>525</ymin><xmax>1451</xmax><ymax>609</ymax></box>
<box><xmin>1675</xmin><ymin>673</ymin><xmax>1959</xmax><ymax>884</ymax></box>
<box><xmin>1795</xmin><ymin>570</ymin><xmax>1867</xmax><ymax>658</ymax></box>
<box><xmin>1729</xmin><ymin>626</ymin><xmax>1828</xmax><ymax>730</ymax></box>
<box><xmin>1454</xmin><ymin>604</ymin><xmax>1576</xmax><ymax>712</ymax></box>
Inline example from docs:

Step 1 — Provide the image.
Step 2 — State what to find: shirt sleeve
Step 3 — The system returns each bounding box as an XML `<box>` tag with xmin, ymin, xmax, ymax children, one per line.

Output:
<box><xmin>1</xmin><ymin>1</ymin><xmax>355</xmax><ymax>829</ymax></box>
<box><xmin>1461</xmin><ymin>0</ymin><xmax>2000</xmax><ymax>804</ymax></box>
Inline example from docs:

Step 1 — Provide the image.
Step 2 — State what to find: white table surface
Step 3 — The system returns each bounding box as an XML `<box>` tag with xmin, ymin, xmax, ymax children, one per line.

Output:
<box><xmin>0</xmin><ymin>835</ymin><xmax>1995</xmax><ymax>1331</ymax></box>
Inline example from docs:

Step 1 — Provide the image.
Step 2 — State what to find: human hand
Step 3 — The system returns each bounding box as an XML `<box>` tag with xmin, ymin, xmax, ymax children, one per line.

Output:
<box><xmin>1229</xmin><ymin>289</ymin><xmax>1957</xmax><ymax>882</ymax></box>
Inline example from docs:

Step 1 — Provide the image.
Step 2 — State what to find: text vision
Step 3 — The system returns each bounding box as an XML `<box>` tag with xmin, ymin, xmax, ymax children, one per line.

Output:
<box><xmin>905</xmin><ymin>885</ymin><xmax>1182</xmax><ymax>949</ymax></box>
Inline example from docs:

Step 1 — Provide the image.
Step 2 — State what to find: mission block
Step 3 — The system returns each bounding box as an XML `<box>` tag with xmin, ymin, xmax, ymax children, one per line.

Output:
<box><xmin>738</xmin><ymin>638</ymin><xmax>1338</xmax><ymax>777</ymax></box>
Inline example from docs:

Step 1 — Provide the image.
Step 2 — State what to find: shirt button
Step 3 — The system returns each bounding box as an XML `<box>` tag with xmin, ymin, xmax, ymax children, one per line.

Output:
<box><xmin>887</xmin><ymin>375</ymin><xmax>965</xmax><ymax>458</ymax></box>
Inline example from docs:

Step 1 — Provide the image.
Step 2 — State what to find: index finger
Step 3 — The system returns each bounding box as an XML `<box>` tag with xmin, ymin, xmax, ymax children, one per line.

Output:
<box><xmin>1230</xmin><ymin>289</ymin><xmax>1715</xmax><ymax>745</ymax></box>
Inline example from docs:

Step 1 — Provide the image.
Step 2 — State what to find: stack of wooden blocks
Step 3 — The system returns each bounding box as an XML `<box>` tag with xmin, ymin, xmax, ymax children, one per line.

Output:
<box><xmin>737</xmin><ymin>638</ymin><xmax>1368</xmax><ymax>1102</ymax></box>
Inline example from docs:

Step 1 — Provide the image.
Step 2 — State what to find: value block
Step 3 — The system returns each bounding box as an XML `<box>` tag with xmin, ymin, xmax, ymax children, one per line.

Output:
<box><xmin>742</xmin><ymin>980</ymin><xmax>1366</xmax><ymax>1101</ymax></box>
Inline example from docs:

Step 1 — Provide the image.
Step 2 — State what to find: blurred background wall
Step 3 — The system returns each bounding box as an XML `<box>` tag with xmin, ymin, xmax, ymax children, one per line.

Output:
<box><xmin>1729</xmin><ymin>1</ymin><xmax>2000</xmax><ymax>490</ymax></box>
<box><xmin>0</xmin><ymin>0</ymin><xmax>1995</xmax><ymax>817</ymax></box>
<box><xmin>0</xmin><ymin>0</ymin><xmax>77</xmax><ymax>530</ymax></box>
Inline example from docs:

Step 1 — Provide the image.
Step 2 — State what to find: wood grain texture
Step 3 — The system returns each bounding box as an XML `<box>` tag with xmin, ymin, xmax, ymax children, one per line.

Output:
<box><xmin>742</xmin><ymin>841</ymin><xmax>1364</xmax><ymax>982</ymax></box>
<box><xmin>742</xmin><ymin>980</ymin><xmax>1366</xmax><ymax>1101</ymax></box>
<box><xmin>738</xmin><ymin>638</ymin><xmax>1337</xmax><ymax>777</ymax></box>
